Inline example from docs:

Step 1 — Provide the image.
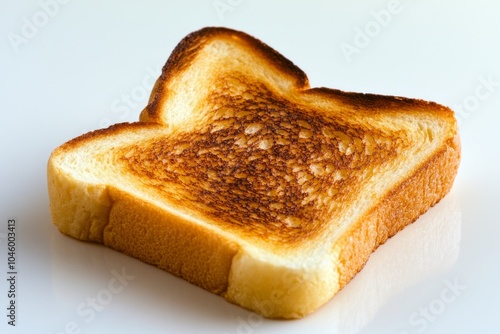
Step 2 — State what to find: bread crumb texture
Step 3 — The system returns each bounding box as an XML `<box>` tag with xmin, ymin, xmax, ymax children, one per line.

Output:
<box><xmin>120</xmin><ymin>77</ymin><xmax>406</xmax><ymax>245</ymax></box>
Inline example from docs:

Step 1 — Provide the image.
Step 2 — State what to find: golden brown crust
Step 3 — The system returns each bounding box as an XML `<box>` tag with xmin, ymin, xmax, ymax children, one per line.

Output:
<box><xmin>140</xmin><ymin>27</ymin><xmax>455</xmax><ymax>125</ymax></box>
<box><xmin>103</xmin><ymin>187</ymin><xmax>240</xmax><ymax>294</ymax></box>
<box><xmin>335</xmin><ymin>133</ymin><xmax>460</xmax><ymax>288</ymax></box>
<box><xmin>54</xmin><ymin>122</ymin><xmax>162</xmax><ymax>153</ymax></box>
<box><xmin>140</xmin><ymin>27</ymin><xmax>309</xmax><ymax>123</ymax></box>
<box><xmin>306</xmin><ymin>87</ymin><xmax>456</xmax><ymax>116</ymax></box>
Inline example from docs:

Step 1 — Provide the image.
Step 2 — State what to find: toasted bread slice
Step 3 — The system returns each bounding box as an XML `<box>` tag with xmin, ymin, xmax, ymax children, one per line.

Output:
<box><xmin>47</xmin><ymin>27</ymin><xmax>460</xmax><ymax>319</ymax></box>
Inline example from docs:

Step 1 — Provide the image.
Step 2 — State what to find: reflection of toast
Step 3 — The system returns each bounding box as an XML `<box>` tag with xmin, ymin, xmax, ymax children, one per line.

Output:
<box><xmin>47</xmin><ymin>27</ymin><xmax>461</xmax><ymax>318</ymax></box>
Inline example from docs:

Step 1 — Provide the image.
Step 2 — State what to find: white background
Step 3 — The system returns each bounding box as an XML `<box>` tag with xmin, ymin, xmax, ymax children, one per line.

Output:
<box><xmin>1</xmin><ymin>1</ymin><xmax>499</xmax><ymax>333</ymax></box>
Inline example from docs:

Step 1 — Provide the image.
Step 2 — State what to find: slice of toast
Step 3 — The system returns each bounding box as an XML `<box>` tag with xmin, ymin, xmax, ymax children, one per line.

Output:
<box><xmin>47</xmin><ymin>27</ymin><xmax>460</xmax><ymax>319</ymax></box>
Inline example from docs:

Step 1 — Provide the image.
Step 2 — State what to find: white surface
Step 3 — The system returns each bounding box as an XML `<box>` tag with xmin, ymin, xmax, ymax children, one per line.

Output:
<box><xmin>1</xmin><ymin>1</ymin><xmax>499</xmax><ymax>333</ymax></box>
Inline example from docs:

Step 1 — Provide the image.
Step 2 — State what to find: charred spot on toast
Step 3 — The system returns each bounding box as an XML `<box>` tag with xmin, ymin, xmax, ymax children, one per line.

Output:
<box><xmin>121</xmin><ymin>77</ymin><xmax>405</xmax><ymax>244</ymax></box>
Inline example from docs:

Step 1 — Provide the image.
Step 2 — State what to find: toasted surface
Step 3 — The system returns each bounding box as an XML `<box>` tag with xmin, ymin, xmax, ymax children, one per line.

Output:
<box><xmin>47</xmin><ymin>27</ymin><xmax>460</xmax><ymax>318</ymax></box>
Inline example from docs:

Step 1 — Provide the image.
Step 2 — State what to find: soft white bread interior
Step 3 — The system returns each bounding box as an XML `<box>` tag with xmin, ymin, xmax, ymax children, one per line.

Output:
<box><xmin>47</xmin><ymin>27</ymin><xmax>460</xmax><ymax>318</ymax></box>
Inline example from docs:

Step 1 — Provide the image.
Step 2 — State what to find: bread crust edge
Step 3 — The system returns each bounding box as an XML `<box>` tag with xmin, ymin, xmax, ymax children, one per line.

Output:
<box><xmin>334</xmin><ymin>131</ymin><xmax>461</xmax><ymax>297</ymax></box>
<box><xmin>47</xmin><ymin>123</ymin><xmax>460</xmax><ymax>319</ymax></box>
<box><xmin>222</xmin><ymin>131</ymin><xmax>460</xmax><ymax>318</ymax></box>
